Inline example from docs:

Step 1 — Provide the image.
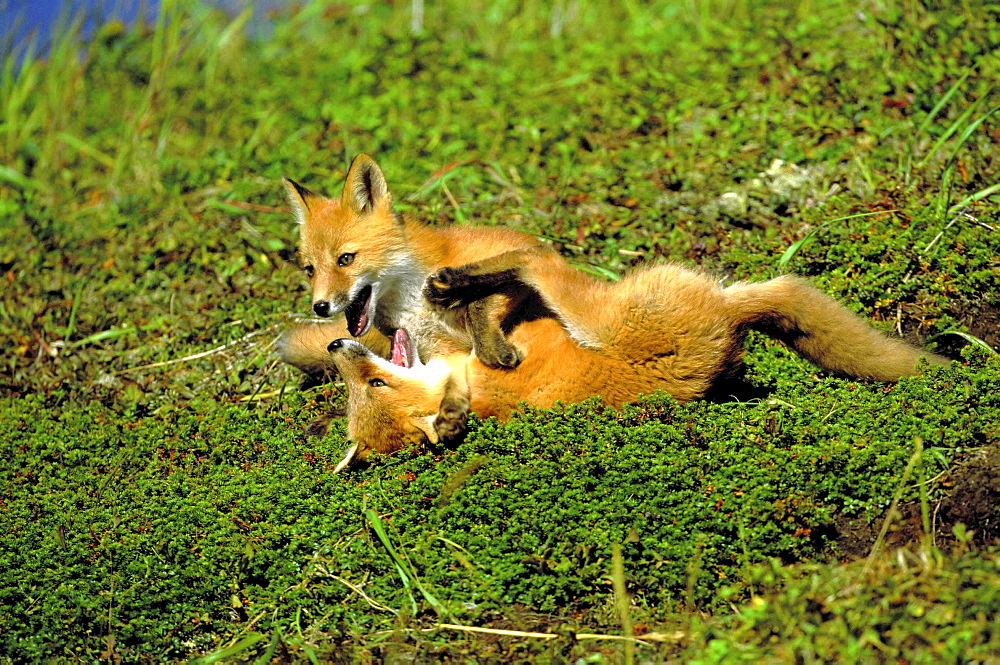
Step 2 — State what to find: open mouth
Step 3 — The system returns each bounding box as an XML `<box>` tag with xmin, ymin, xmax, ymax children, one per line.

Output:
<box><xmin>390</xmin><ymin>328</ymin><xmax>414</xmax><ymax>368</ymax></box>
<box><xmin>344</xmin><ymin>285</ymin><xmax>373</xmax><ymax>337</ymax></box>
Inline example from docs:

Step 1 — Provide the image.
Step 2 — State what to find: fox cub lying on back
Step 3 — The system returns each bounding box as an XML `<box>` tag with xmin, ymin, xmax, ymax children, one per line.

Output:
<box><xmin>312</xmin><ymin>246</ymin><xmax>947</xmax><ymax>470</ymax></box>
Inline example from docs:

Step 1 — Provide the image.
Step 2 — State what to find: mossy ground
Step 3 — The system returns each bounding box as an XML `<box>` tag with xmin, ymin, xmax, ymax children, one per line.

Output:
<box><xmin>2</xmin><ymin>1</ymin><xmax>999</xmax><ymax>661</ymax></box>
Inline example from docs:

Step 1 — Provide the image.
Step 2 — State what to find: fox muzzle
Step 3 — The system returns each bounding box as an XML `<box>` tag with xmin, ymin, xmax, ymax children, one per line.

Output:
<box><xmin>327</xmin><ymin>338</ymin><xmax>369</xmax><ymax>358</ymax></box>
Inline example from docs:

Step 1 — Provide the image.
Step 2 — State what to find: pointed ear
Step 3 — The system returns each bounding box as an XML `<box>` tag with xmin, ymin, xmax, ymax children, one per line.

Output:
<box><xmin>282</xmin><ymin>177</ymin><xmax>319</xmax><ymax>225</ymax></box>
<box><xmin>341</xmin><ymin>153</ymin><xmax>392</xmax><ymax>214</ymax></box>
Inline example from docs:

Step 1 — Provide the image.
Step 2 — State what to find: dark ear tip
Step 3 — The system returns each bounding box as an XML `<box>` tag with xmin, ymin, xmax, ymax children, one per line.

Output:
<box><xmin>284</xmin><ymin>177</ymin><xmax>316</xmax><ymax>200</ymax></box>
<box><xmin>350</xmin><ymin>153</ymin><xmax>383</xmax><ymax>178</ymax></box>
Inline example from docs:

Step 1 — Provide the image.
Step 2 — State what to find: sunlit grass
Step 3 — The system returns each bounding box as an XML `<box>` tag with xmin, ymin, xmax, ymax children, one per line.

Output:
<box><xmin>1</xmin><ymin>0</ymin><xmax>998</xmax><ymax>660</ymax></box>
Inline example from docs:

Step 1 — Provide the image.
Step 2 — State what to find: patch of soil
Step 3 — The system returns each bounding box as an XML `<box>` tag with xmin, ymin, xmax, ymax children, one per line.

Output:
<box><xmin>835</xmin><ymin>444</ymin><xmax>1000</xmax><ymax>557</ymax></box>
<box><xmin>938</xmin><ymin>444</ymin><xmax>1000</xmax><ymax>543</ymax></box>
<box><xmin>835</xmin><ymin>504</ymin><xmax>927</xmax><ymax>560</ymax></box>
<box><xmin>935</xmin><ymin>301</ymin><xmax>1000</xmax><ymax>357</ymax></box>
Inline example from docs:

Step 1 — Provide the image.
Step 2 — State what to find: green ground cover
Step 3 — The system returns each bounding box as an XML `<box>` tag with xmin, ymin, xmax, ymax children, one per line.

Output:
<box><xmin>2</xmin><ymin>0</ymin><xmax>998</xmax><ymax>661</ymax></box>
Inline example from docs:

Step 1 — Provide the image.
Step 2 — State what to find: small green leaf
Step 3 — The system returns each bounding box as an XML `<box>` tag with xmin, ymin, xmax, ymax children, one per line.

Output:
<box><xmin>195</xmin><ymin>633</ymin><xmax>266</xmax><ymax>664</ymax></box>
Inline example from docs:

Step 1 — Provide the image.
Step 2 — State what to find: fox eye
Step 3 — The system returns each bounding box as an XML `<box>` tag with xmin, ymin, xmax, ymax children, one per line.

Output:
<box><xmin>368</xmin><ymin>378</ymin><xmax>386</xmax><ymax>387</ymax></box>
<box><xmin>303</xmin><ymin>265</ymin><xmax>315</xmax><ymax>278</ymax></box>
<box><xmin>338</xmin><ymin>253</ymin><xmax>356</xmax><ymax>267</ymax></box>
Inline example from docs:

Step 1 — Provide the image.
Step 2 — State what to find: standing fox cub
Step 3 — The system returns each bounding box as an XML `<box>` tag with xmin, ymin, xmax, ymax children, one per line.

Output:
<box><xmin>321</xmin><ymin>246</ymin><xmax>947</xmax><ymax>470</ymax></box>
<box><xmin>280</xmin><ymin>154</ymin><xmax>543</xmax><ymax>379</ymax></box>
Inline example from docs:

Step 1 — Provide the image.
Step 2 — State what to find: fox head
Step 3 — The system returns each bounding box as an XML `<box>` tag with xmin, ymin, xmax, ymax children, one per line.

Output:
<box><xmin>284</xmin><ymin>154</ymin><xmax>409</xmax><ymax>337</ymax></box>
<box><xmin>326</xmin><ymin>335</ymin><xmax>451</xmax><ymax>471</ymax></box>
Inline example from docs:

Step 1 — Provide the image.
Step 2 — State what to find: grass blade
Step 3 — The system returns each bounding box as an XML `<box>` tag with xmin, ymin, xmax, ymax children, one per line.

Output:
<box><xmin>57</xmin><ymin>131</ymin><xmax>115</xmax><ymax>168</ymax></box>
<box><xmin>407</xmin><ymin>160</ymin><xmax>469</xmax><ymax>201</ymax></box>
<box><xmin>915</xmin><ymin>97</ymin><xmax>984</xmax><ymax>171</ymax></box>
<box><xmin>944</xmin><ymin>105</ymin><xmax>1000</xmax><ymax>167</ymax></box>
<box><xmin>70</xmin><ymin>322</ymin><xmax>167</xmax><ymax>347</ymax></box>
<box><xmin>915</xmin><ymin>69</ymin><xmax>971</xmax><ymax>137</ymax></box>
<box><xmin>777</xmin><ymin>210</ymin><xmax>898</xmax><ymax>270</ymax></box>
<box><xmin>0</xmin><ymin>165</ymin><xmax>39</xmax><ymax>190</ymax></box>
<box><xmin>928</xmin><ymin>330</ymin><xmax>997</xmax><ymax>355</ymax></box>
<box><xmin>575</xmin><ymin>263</ymin><xmax>622</xmax><ymax>281</ymax></box>
<box><xmin>64</xmin><ymin>282</ymin><xmax>85</xmax><ymax>340</ymax></box>
<box><xmin>195</xmin><ymin>633</ymin><xmax>266</xmax><ymax>663</ymax></box>
<box><xmin>950</xmin><ymin>182</ymin><xmax>1000</xmax><ymax>210</ymax></box>
<box><xmin>863</xmin><ymin>439</ymin><xmax>924</xmax><ymax>575</ymax></box>
<box><xmin>611</xmin><ymin>543</ymin><xmax>634</xmax><ymax>665</ymax></box>
<box><xmin>365</xmin><ymin>509</ymin><xmax>452</xmax><ymax>620</ymax></box>
<box><xmin>253</xmin><ymin>630</ymin><xmax>281</xmax><ymax>665</ymax></box>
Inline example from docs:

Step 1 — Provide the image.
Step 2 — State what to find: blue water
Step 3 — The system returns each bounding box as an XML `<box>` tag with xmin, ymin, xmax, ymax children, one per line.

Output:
<box><xmin>0</xmin><ymin>0</ymin><xmax>289</xmax><ymax>62</ymax></box>
<box><xmin>2</xmin><ymin>1</ymin><xmax>145</xmax><ymax>60</ymax></box>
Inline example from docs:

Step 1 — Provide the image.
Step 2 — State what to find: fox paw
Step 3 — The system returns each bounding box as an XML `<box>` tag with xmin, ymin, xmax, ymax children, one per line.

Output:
<box><xmin>434</xmin><ymin>395</ymin><xmax>469</xmax><ymax>445</ymax></box>
<box><xmin>475</xmin><ymin>339</ymin><xmax>524</xmax><ymax>370</ymax></box>
<box><xmin>424</xmin><ymin>267</ymin><xmax>474</xmax><ymax>309</ymax></box>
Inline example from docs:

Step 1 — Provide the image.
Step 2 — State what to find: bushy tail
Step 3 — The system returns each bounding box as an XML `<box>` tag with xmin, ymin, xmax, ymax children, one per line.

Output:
<box><xmin>725</xmin><ymin>276</ymin><xmax>948</xmax><ymax>381</ymax></box>
<box><xmin>279</xmin><ymin>321</ymin><xmax>391</xmax><ymax>381</ymax></box>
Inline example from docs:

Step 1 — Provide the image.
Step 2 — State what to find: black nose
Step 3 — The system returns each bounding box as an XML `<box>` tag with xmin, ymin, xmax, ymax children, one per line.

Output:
<box><xmin>328</xmin><ymin>339</ymin><xmax>344</xmax><ymax>352</ymax></box>
<box><xmin>313</xmin><ymin>301</ymin><xmax>331</xmax><ymax>317</ymax></box>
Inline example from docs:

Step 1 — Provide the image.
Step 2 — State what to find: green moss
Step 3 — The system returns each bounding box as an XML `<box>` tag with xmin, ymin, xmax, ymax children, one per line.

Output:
<box><xmin>2</xmin><ymin>354</ymin><xmax>998</xmax><ymax>658</ymax></box>
<box><xmin>1</xmin><ymin>0</ymin><xmax>998</xmax><ymax>660</ymax></box>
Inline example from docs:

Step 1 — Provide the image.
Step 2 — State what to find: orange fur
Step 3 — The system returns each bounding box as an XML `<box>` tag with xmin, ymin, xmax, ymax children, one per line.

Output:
<box><xmin>326</xmin><ymin>339</ymin><xmax>456</xmax><ymax>457</ymax></box>
<box><xmin>326</xmin><ymin>250</ymin><xmax>947</xmax><ymax>464</ymax></box>
<box><xmin>280</xmin><ymin>154</ymin><xmax>541</xmax><ymax>378</ymax></box>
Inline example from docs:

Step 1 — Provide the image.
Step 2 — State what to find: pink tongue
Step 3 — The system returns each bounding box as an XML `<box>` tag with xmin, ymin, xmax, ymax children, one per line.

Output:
<box><xmin>390</xmin><ymin>329</ymin><xmax>411</xmax><ymax>368</ymax></box>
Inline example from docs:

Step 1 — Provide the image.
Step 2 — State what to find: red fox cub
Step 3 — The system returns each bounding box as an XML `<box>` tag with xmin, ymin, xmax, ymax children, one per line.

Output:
<box><xmin>323</xmin><ymin>247</ymin><xmax>947</xmax><ymax>470</ymax></box>
<box><xmin>280</xmin><ymin>154</ymin><xmax>543</xmax><ymax>379</ymax></box>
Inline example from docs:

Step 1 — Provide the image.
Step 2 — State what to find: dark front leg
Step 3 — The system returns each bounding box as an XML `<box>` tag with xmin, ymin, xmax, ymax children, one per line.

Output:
<box><xmin>425</xmin><ymin>247</ymin><xmax>558</xmax><ymax>309</ymax></box>
<box><xmin>424</xmin><ymin>267</ymin><xmax>528</xmax><ymax>369</ymax></box>
<box><xmin>424</xmin><ymin>247</ymin><xmax>557</xmax><ymax>307</ymax></box>
<box><xmin>434</xmin><ymin>378</ymin><xmax>470</xmax><ymax>445</ymax></box>
<box><xmin>423</xmin><ymin>264</ymin><xmax>520</xmax><ymax>309</ymax></box>
<box><xmin>467</xmin><ymin>297</ymin><xmax>524</xmax><ymax>369</ymax></box>
<box><xmin>304</xmin><ymin>409</ymin><xmax>343</xmax><ymax>438</ymax></box>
